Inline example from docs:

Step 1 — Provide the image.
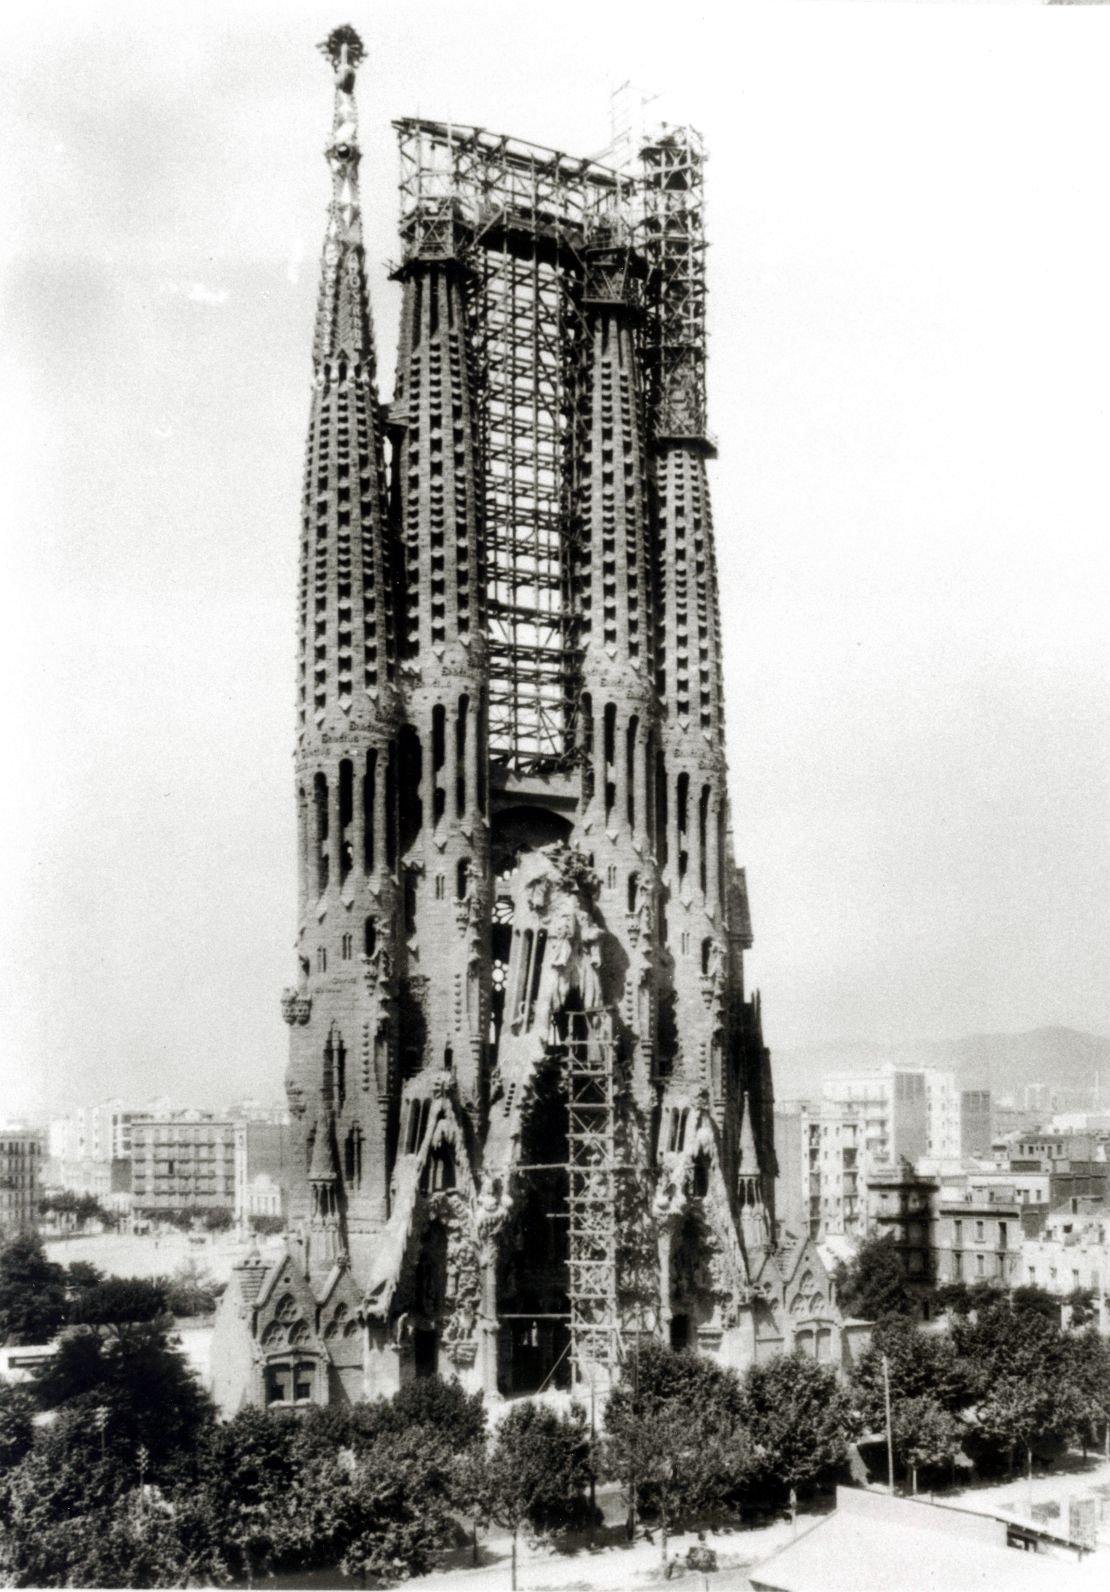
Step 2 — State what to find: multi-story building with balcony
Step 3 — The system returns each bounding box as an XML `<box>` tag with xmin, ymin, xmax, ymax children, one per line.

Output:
<box><xmin>775</xmin><ymin>1101</ymin><xmax>865</xmax><ymax>1241</ymax></box>
<box><xmin>923</xmin><ymin>1069</ymin><xmax>962</xmax><ymax>1161</ymax></box>
<box><xmin>866</xmin><ymin>1163</ymin><xmax>938</xmax><ymax>1299</ymax></box>
<box><xmin>129</xmin><ymin>1111</ymin><xmax>292</xmax><ymax>1221</ymax></box>
<box><xmin>941</xmin><ymin>1166</ymin><xmax>1051</xmax><ymax>1222</ymax></box>
<box><xmin>49</xmin><ymin>1098</ymin><xmax>142</xmax><ymax>1164</ymax></box>
<box><xmin>824</xmin><ymin>1065</ymin><xmax>986</xmax><ymax>1170</ymax></box>
<box><xmin>0</xmin><ymin>1130</ymin><xmax>45</xmax><ymax>1238</ymax></box>
<box><xmin>1008</xmin><ymin>1134</ymin><xmax>1107</xmax><ymax>1214</ymax></box>
<box><xmin>131</xmin><ymin>1113</ymin><xmax>237</xmax><ymax>1213</ymax></box>
<box><xmin>823</xmin><ymin>1073</ymin><xmax>899</xmax><ymax>1165</ymax></box>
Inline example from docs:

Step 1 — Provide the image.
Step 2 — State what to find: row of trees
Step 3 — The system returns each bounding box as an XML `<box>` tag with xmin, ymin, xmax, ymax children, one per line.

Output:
<box><xmin>0</xmin><ymin>1329</ymin><xmax>591</xmax><ymax>1589</ymax></box>
<box><xmin>854</xmin><ymin>1303</ymin><xmax>1110</xmax><ymax>1492</ymax></box>
<box><xmin>4</xmin><ymin>1224</ymin><xmax>1110</xmax><ymax>1587</ymax></box>
<box><xmin>836</xmin><ymin>1234</ymin><xmax>1110</xmax><ymax>1492</ymax></box>
<box><xmin>141</xmin><ymin>1210</ymin><xmax>284</xmax><ymax>1236</ymax></box>
<box><xmin>603</xmin><ymin>1341</ymin><xmax>853</xmax><ymax>1563</ymax></box>
<box><xmin>38</xmin><ymin>1197</ymin><xmax>280</xmax><ymax>1237</ymax></box>
<box><xmin>38</xmin><ymin>1192</ymin><xmax>116</xmax><ymax>1230</ymax></box>
<box><xmin>0</xmin><ymin>1268</ymin><xmax>858</xmax><ymax>1591</ymax></box>
<box><xmin>0</xmin><ymin>1237</ymin><xmax>221</xmax><ymax>1345</ymax></box>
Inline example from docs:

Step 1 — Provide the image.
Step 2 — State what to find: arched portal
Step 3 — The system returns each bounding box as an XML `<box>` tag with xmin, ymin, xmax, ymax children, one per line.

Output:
<box><xmin>409</xmin><ymin>1220</ymin><xmax>448</xmax><ymax>1380</ymax></box>
<box><xmin>669</xmin><ymin>1211</ymin><xmax>709</xmax><ymax>1345</ymax></box>
<box><xmin>495</xmin><ymin>1059</ymin><xmax>571</xmax><ymax>1395</ymax></box>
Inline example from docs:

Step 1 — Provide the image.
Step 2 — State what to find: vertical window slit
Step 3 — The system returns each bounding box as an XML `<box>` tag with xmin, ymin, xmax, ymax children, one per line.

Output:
<box><xmin>313</xmin><ymin>772</ymin><xmax>330</xmax><ymax>896</ymax></box>
<box><xmin>363</xmin><ymin>749</ymin><xmax>377</xmax><ymax>873</ymax></box>
<box><xmin>456</xmin><ymin>694</ymin><xmax>469</xmax><ymax>817</ymax></box>
<box><xmin>626</xmin><ymin>714</ymin><xmax>638</xmax><ymax>828</ymax></box>
<box><xmin>339</xmin><ymin>759</ymin><xmax>354</xmax><ymax>883</ymax></box>
<box><xmin>699</xmin><ymin>784</ymin><xmax>710</xmax><ymax>895</ymax></box>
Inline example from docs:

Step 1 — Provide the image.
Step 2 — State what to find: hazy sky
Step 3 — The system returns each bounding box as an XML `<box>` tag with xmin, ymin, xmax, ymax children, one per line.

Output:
<box><xmin>2</xmin><ymin>0</ymin><xmax>1108</xmax><ymax>1119</ymax></box>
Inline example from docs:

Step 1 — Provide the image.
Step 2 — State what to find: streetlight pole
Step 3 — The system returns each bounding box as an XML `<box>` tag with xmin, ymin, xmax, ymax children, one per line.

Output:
<box><xmin>882</xmin><ymin>1354</ymin><xmax>894</xmax><ymax>1494</ymax></box>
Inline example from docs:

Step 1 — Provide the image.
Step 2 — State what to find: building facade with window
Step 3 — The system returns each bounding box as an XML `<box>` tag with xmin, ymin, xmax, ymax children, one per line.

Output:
<box><xmin>131</xmin><ymin>1113</ymin><xmax>237</xmax><ymax>1212</ymax></box>
<box><xmin>49</xmin><ymin>1098</ymin><xmax>142</xmax><ymax>1165</ymax></box>
<box><xmin>0</xmin><ymin>1130</ymin><xmax>44</xmax><ymax>1238</ymax></box>
<box><xmin>1021</xmin><ymin>1199</ymin><xmax>1110</xmax><ymax>1301</ymax></box>
<box><xmin>823</xmin><ymin>1065</ymin><xmax>967</xmax><ymax>1167</ymax></box>
<box><xmin>923</xmin><ymin>1069</ymin><xmax>961</xmax><ymax>1161</ymax></box>
<box><xmin>775</xmin><ymin>1101</ymin><xmax>865</xmax><ymax>1241</ymax></box>
<box><xmin>210</xmin><ymin>26</ymin><xmax>849</xmax><ymax>1411</ymax></box>
<box><xmin>866</xmin><ymin>1163</ymin><xmax>938</xmax><ymax>1299</ymax></box>
<box><xmin>934</xmin><ymin>1179</ymin><xmax>1021</xmax><ymax>1288</ymax></box>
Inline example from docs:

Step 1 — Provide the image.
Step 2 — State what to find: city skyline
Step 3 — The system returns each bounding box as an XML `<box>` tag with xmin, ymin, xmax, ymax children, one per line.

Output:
<box><xmin>3</xmin><ymin>0</ymin><xmax>1109</xmax><ymax>1120</ymax></box>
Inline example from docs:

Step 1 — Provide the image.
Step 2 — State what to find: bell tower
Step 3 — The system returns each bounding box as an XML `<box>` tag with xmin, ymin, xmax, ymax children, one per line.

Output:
<box><xmin>208</xmin><ymin>26</ymin><xmax>846</xmax><ymax>1417</ymax></box>
<box><xmin>282</xmin><ymin>25</ymin><xmax>403</xmax><ymax>1284</ymax></box>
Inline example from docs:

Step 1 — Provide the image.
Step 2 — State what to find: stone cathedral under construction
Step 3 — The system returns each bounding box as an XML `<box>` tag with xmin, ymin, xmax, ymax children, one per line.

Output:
<box><xmin>212</xmin><ymin>25</ymin><xmax>842</xmax><ymax>1413</ymax></box>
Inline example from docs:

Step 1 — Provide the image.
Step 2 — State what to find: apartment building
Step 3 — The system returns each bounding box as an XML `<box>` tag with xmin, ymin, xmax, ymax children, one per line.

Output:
<box><xmin>775</xmin><ymin>1101</ymin><xmax>865</xmax><ymax>1241</ymax></box>
<box><xmin>866</xmin><ymin>1163</ymin><xmax>938</xmax><ymax>1295</ymax></box>
<box><xmin>131</xmin><ymin>1112</ymin><xmax>237</xmax><ymax>1212</ymax></box>
<box><xmin>49</xmin><ymin>1098</ymin><xmax>143</xmax><ymax>1164</ymax></box>
<box><xmin>935</xmin><ymin>1177</ymin><xmax>1021</xmax><ymax>1288</ymax></box>
<box><xmin>822</xmin><ymin>1074</ymin><xmax>902</xmax><ymax>1165</ymax></box>
<box><xmin>0</xmin><ymin>1130</ymin><xmax>45</xmax><ymax>1237</ymax></box>
<box><xmin>130</xmin><ymin>1111</ymin><xmax>292</xmax><ymax>1220</ymax></box>
<box><xmin>822</xmin><ymin>1066</ymin><xmax>972</xmax><ymax>1168</ymax></box>
<box><xmin>1022</xmin><ymin>1198</ymin><xmax>1110</xmax><ymax>1300</ymax></box>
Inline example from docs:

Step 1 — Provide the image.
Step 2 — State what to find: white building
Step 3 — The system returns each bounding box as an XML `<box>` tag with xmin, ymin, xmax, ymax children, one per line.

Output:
<box><xmin>775</xmin><ymin>1101</ymin><xmax>866</xmax><ymax>1241</ymax></box>
<box><xmin>923</xmin><ymin>1069</ymin><xmax>962</xmax><ymax>1161</ymax></box>
<box><xmin>48</xmin><ymin>1098</ymin><xmax>144</xmax><ymax>1165</ymax></box>
<box><xmin>243</xmin><ymin>1172</ymin><xmax>283</xmax><ymax>1219</ymax></box>
<box><xmin>1022</xmin><ymin>1199</ymin><xmax>1110</xmax><ymax>1301</ymax></box>
<box><xmin>945</xmin><ymin>1166</ymin><xmax>1051</xmax><ymax>1209</ymax></box>
<box><xmin>822</xmin><ymin>1065</ymin><xmax>969</xmax><ymax>1171</ymax></box>
<box><xmin>821</xmin><ymin>1074</ymin><xmax>897</xmax><ymax>1165</ymax></box>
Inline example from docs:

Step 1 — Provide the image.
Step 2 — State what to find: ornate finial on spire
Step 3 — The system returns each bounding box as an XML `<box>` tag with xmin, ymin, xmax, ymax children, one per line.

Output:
<box><xmin>312</xmin><ymin>21</ymin><xmax>372</xmax><ymax>366</ymax></box>
<box><xmin>319</xmin><ymin>24</ymin><xmax>365</xmax><ymax>78</ymax></box>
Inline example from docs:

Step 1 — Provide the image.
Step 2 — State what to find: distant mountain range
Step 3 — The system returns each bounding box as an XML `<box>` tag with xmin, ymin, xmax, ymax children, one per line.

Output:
<box><xmin>772</xmin><ymin>1026</ymin><xmax>1110</xmax><ymax>1106</ymax></box>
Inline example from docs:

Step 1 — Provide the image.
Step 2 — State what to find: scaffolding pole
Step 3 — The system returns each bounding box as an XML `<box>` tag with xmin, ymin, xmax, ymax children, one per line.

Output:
<box><xmin>563</xmin><ymin>1008</ymin><xmax>620</xmax><ymax>1385</ymax></box>
<box><xmin>393</xmin><ymin>119</ymin><xmax>646</xmax><ymax>775</ymax></box>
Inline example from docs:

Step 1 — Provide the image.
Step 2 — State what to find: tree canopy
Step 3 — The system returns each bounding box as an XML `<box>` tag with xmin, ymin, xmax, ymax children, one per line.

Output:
<box><xmin>834</xmin><ymin>1234</ymin><xmax>913</xmax><ymax>1321</ymax></box>
<box><xmin>852</xmin><ymin>1314</ymin><xmax>967</xmax><ymax>1431</ymax></box>
<box><xmin>34</xmin><ymin>1319</ymin><xmax>213</xmax><ymax>1474</ymax></box>
<box><xmin>462</xmin><ymin>1401</ymin><xmax>593</xmax><ymax>1590</ymax></box>
<box><xmin>0</xmin><ymin>1237</ymin><xmax>66</xmax><ymax>1346</ymax></box>
<box><xmin>739</xmin><ymin>1352</ymin><xmax>856</xmax><ymax>1499</ymax></box>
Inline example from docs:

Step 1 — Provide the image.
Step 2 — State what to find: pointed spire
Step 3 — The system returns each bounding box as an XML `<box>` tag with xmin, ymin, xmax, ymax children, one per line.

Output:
<box><xmin>297</xmin><ymin>26</ymin><xmax>398</xmax><ymax>734</ymax></box>
<box><xmin>309</xmin><ymin>1113</ymin><xmax>338</xmax><ymax>1184</ymax></box>
<box><xmin>313</xmin><ymin>25</ymin><xmax>375</xmax><ymax>371</ymax></box>
<box><xmin>578</xmin><ymin>240</ymin><xmax>652</xmax><ymax>690</ymax></box>
<box><xmin>737</xmin><ymin>1093</ymin><xmax>761</xmax><ymax>1175</ymax></box>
